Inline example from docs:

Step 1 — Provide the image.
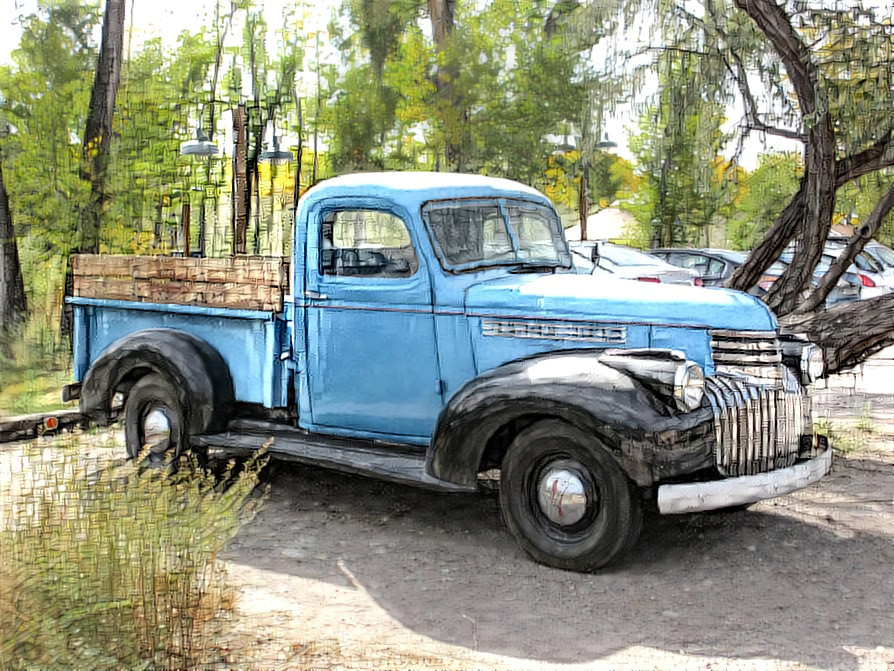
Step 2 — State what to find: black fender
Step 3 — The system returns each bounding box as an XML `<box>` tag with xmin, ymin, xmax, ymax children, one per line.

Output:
<box><xmin>426</xmin><ymin>350</ymin><xmax>714</xmax><ymax>489</ymax></box>
<box><xmin>80</xmin><ymin>328</ymin><xmax>235</xmax><ymax>435</ymax></box>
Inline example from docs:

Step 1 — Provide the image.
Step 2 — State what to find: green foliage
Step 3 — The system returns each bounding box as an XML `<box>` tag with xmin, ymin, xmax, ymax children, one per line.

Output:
<box><xmin>727</xmin><ymin>152</ymin><xmax>803</xmax><ymax>250</ymax></box>
<box><xmin>0</xmin><ymin>443</ymin><xmax>265</xmax><ymax>669</ymax></box>
<box><xmin>629</xmin><ymin>47</ymin><xmax>739</xmax><ymax>247</ymax></box>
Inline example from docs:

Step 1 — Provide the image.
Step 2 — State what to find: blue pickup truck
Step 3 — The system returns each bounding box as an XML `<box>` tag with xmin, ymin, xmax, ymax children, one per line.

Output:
<box><xmin>65</xmin><ymin>172</ymin><xmax>831</xmax><ymax>571</ymax></box>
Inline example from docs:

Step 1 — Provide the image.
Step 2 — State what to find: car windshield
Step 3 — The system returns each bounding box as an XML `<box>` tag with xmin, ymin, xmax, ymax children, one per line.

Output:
<box><xmin>424</xmin><ymin>199</ymin><xmax>570</xmax><ymax>271</ymax></box>
<box><xmin>871</xmin><ymin>244</ymin><xmax>894</xmax><ymax>268</ymax></box>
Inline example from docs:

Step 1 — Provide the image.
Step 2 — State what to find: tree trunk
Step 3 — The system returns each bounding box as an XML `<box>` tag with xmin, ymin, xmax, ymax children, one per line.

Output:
<box><xmin>232</xmin><ymin>104</ymin><xmax>249</xmax><ymax>255</ymax></box>
<box><xmin>726</xmin><ymin>180</ymin><xmax>806</xmax><ymax>292</ymax></box>
<box><xmin>780</xmin><ymin>294</ymin><xmax>894</xmax><ymax>376</ymax></box>
<box><xmin>79</xmin><ymin>0</ymin><xmax>126</xmax><ymax>254</ymax></box>
<box><xmin>763</xmin><ymin>118</ymin><xmax>837</xmax><ymax>316</ymax></box>
<box><xmin>0</xmin><ymin>150</ymin><xmax>27</xmax><ymax>341</ymax></box>
<box><xmin>428</xmin><ymin>0</ymin><xmax>465</xmax><ymax>171</ymax></box>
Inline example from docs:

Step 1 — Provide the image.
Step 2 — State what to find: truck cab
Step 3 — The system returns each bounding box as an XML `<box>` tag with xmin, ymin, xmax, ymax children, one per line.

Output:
<box><xmin>68</xmin><ymin>171</ymin><xmax>832</xmax><ymax>571</ymax></box>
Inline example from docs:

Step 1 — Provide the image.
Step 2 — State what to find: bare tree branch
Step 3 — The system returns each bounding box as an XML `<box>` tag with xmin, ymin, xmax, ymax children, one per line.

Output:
<box><xmin>796</xmin><ymin>182</ymin><xmax>894</xmax><ymax>313</ymax></box>
<box><xmin>836</xmin><ymin>135</ymin><xmax>894</xmax><ymax>187</ymax></box>
<box><xmin>733</xmin><ymin>0</ymin><xmax>818</xmax><ymax>116</ymax></box>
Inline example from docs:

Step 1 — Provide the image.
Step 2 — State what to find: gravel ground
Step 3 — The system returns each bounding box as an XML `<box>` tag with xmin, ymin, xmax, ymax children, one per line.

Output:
<box><xmin>211</xmin><ymin>385</ymin><xmax>893</xmax><ymax>670</ymax></box>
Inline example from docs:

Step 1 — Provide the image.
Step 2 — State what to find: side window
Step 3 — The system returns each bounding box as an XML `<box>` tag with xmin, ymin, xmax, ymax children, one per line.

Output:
<box><xmin>703</xmin><ymin>258</ymin><xmax>725</xmax><ymax>279</ymax></box>
<box><xmin>320</xmin><ymin>210</ymin><xmax>419</xmax><ymax>278</ymax></box>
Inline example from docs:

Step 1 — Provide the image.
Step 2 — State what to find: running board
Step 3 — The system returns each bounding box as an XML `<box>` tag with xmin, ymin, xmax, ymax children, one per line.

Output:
<box><xmin>191</xmin><ymin>427</ymin><xmax>475</xmax><ymax>493</ymax></box>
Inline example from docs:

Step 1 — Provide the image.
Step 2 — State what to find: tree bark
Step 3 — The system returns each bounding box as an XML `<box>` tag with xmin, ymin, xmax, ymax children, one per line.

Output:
<box><xmin>0</xmin><ymin>149</ymin><xmax>27</xmax><ymax>340</ymax></box>
<box><xmin>79</xmin><ymin>0</ymin><xmax>126</xmax><ymax>254</ymax></box>
<box><xmin>781</xmin><ymin>294</ymin><xmax>894</xmax><ymax>376</ymax></box>
<box><xmin>763</xmin><ymin>118</ymin><xmax>837</xmax><ymax>315</ymax></box>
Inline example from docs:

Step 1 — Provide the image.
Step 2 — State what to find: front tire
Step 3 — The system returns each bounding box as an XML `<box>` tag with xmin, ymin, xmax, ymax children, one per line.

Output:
<box><xmin>499</xmin><ymin>419</ymin><xmax>642</xmax><ymax>571</ymax></box>
<box><xmin>124</xmin><ymin>374</ymin><xmax>187</xmax><ymax>466</ymax></box>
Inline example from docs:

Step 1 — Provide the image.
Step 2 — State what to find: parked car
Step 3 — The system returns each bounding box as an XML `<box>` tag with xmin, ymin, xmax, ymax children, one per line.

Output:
<box><xmin>823</xmin><ymin>237</ymin><xmax>894</xmax><ymax>295</ymax></box>
<box><xmin>777</xmin><ymin>253</ymin><xmax>863</xmax><ymax>305</ymax></box>
<box><xmin>651</xmin><ymin>247</ymin><xmax>861</xmax><ymax>306</ymax></box>
<box><xmin>649</xmin><ymin>248</ymin><xmax>784</xmax><ymax>292</ymax></box>
<box><xmin>570</xmin><ymin>241</ymin><xmax>701</xmax><ymax>285</ymax></box>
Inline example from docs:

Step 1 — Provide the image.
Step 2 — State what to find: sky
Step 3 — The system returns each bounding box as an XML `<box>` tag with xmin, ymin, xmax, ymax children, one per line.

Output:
<box><xmin>0</xmin><ymin>0</ymin><xmax>802</xmax><ymax>169</ymax></box>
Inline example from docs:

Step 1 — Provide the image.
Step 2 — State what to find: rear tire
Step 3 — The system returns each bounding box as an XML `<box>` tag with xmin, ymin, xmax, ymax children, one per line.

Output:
<box><xmin>124</xmin><ymin>374</ymin><xmax>188</xmax><ymax>467</ymax></box>
<box><xmin>499</xmin><ymin>419</ymin><xmax>642</xmax><ymax>572</ymax></box>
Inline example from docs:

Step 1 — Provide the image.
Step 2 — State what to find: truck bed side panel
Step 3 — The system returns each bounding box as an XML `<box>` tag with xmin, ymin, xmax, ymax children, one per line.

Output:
<box><xmin>68</xmin><ymin>297</ymin><xmax>288</xmax><ymax>408</ymax></box>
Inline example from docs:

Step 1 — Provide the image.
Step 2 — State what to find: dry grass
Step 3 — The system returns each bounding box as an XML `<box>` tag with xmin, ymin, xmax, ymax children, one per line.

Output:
<box><xmin>0</xmin><ymin>435</ymin><xmax>266</xmax><ymax>670</ymax></box>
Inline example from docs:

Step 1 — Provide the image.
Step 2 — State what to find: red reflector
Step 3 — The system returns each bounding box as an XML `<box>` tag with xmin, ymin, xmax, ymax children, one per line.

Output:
<box><xmin>859</xmin><ymin>274</ymin><xmax>876</xmax><ymax>288</ymax></box>
<box><xmin>45</xmin><ymin>417</ymin><xmax>58</xmax><ymax>430</ymax></box>
<box><xmin>637</xmin><ymin>277</ymin><xmax>661</xmax><ymax>283</ymax></box>
<box><xmin>693</xmin><ymin>277</ymin><xmax>703</xmax><ymax>286</ymax></box>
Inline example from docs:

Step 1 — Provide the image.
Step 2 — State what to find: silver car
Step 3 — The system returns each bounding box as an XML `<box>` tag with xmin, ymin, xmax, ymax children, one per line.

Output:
<box><xmin>569</xmin><ymin>241</ymin><xmax>702</xmax><ymax>285</ymax></box>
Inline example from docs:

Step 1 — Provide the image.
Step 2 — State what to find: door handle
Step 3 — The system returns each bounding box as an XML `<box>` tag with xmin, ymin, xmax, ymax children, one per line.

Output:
<box><xmin>304</xmin><ymin>290</ymin><xmax>327</xmax><ymax>300</ymax></box>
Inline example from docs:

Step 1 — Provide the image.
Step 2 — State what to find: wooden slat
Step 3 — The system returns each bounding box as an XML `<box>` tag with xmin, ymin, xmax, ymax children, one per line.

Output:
<box><xmin>71</xmin><ymin>254</ymin><xmax>289</xmax><ymax>311</ymax></box>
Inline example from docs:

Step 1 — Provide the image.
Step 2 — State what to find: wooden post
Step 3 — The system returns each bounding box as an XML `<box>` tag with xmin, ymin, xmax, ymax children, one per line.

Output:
<box><xmin>182</xmin><ymin>202</ymin><xmax>191</xmax><ymax>257</ymax></box>
<box><xmin>233</xmin><ymin>104</ymin><xmax>249</xmax><ymax>254</ymax></box>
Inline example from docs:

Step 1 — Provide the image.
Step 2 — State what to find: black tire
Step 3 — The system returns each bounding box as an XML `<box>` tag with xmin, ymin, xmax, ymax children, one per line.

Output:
<box><xmin>499</xmin><ymin>419</ymin><xmax>642</xmax><ymax>572</ymax></box>
<box><xmin>124</xmin><ymin>374</ymin><xmax>188</xmax><ymax>467</ymax></box>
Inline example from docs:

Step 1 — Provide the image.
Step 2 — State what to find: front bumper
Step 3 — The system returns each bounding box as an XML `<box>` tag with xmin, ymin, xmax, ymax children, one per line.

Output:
<box><xmin>657</xmin><ymin>447</ymin><xmax>832</xmax><ymax>514</ymax></box>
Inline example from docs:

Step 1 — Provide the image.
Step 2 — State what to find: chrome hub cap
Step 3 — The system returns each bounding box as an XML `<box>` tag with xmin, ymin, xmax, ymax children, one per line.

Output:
<box><xmin>536</xmin><ymin>464</ymin><xmax>590</xmax><ymax>526</ymax></box>
<box><xmin>142</xmin><ymin>406</ymin><xmax>172</xmax><ymax>452</ymax></box>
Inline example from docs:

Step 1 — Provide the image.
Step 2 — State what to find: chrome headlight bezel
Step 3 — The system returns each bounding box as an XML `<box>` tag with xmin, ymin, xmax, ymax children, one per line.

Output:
<box><xmin>800</xmin><ymin>343</ymin><xmax>825</xmax><ymax>385</ymax></box>
<box><xmin>599</xmin><ymin>349</ymin><xmax>706</xmax><ymax>413</ymax></box>
<box><xmin>673</xmin><ymin>361</ymin><xmax>706</xmax><ymax>412</ymax></box>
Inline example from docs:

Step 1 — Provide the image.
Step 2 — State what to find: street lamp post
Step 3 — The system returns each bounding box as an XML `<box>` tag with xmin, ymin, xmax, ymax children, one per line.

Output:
<box><xmin>179</xmin><ymin>126</ymin><xmax>218</xmax><ymax>257</ymax></box>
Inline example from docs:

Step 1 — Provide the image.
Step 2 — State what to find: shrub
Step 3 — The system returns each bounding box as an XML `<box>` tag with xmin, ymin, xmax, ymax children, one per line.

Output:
<box><xmin>0</xmin><ymin>442</ymin><xmax>265</xmax><ymax>670</ymax></box>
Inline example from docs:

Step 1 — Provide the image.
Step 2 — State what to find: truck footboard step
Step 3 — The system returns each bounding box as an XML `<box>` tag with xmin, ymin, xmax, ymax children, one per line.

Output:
<box><xmin>192</xmin><ymin>431</ymin><xmax>475</xmax><ymax>493</ymax></box>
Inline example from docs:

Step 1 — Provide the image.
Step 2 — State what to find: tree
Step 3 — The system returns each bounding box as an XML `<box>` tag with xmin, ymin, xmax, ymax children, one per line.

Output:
<box><xmin>0</xmin><ymin>144</ymin><xmax>26</xmax><ymax>341</ymax></box>
<box><xmin>79</xmin><ymin>0</ymin><xmax>126</xmax><ymax>254</ymax></box>
<box><xmin>719</xmin><ymin>0</ymin><xmax>894</xmax><ymax>371</ymax></box>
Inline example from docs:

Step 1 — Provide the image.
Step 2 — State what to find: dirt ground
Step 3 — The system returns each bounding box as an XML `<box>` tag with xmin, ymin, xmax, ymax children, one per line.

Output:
<box><xmin>1</xmin><ymin>389</ymin><xmax>892</xmax><ymax>670</ymax></box>
<box><xmin>212</xmin><ymin>390</ymin><xmax>894</xmax><ymax>671</ymax></box>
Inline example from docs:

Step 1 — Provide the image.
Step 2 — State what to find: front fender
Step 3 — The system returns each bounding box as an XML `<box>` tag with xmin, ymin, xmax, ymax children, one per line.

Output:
<box><xmin>427</xmin><ymin>350</ymin><xmax>714</xmax><ymax>488</ymax></box>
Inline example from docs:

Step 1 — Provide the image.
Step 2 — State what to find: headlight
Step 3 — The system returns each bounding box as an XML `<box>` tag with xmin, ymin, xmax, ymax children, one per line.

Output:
<box><xmin>599</xmin><ymin>349</ymin><xmax>706</xmax><ymax>413</ymax></box>
<box><xmin>800</xmin><ymin>343</ymin><xmax>825</xmax><ymax>384</ymax></box>
<box><xmin>674</xmin><ymin>362</ymin><xmax>705</xmax><ymax>411</ymax></box>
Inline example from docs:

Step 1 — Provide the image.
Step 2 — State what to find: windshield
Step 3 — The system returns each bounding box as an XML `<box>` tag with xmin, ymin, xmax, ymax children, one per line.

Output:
<box><xmin>424</xmin><ymin>199</ymin><xmax>570</xmax><ymax>271</ymax></box>
<box><xmin>871</xmin><ymin>244</ymin><xmax>894</xmax><ymax>268</ymax></box>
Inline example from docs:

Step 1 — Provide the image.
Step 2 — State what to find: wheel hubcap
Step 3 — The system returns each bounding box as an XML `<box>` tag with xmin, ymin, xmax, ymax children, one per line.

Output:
<box><xmin>142</xmin><ymin>406</ymin><xmax>172</xmax><ymax>452</ymax></box>
<box><xmin>536</xmin><ymin>463</ymin><xmax>591</xmax><ymax>526</ymax></box>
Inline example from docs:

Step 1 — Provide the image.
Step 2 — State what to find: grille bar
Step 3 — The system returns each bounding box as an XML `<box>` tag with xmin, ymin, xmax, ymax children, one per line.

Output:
<box><xmin>710</xmin><ymin>329</ymin><xmax>784</xmax><ymax>381</ymax></box>
<box><xmin>706</xmin><ymin>374</ymin><xmax>806</xmax><ymax>477</ymax></box>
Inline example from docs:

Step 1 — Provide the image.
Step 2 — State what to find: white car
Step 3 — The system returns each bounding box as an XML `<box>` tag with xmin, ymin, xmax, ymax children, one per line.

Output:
<box><xmin>825</xmin><ymin>237</ymin><xmax>894</xmax><ymax>295</ymax></box>
<box><xmin>569</xmin><ymin>241</ymin><xmax>702</xmax><ymax>286</ymax></box>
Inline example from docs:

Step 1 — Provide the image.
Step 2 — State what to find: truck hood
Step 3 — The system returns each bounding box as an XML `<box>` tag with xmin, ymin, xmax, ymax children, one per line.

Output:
<box><xmin>463</xmin><ymin>273</ymin><xmax>777</xmax><ymax>331</ymax></box>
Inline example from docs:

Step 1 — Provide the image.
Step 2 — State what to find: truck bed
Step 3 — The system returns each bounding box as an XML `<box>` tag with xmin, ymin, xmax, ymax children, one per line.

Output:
<box><xmin>67</xmin><ymin>254</ymin><xmax>292</xmax><ymax>409</ymax></box>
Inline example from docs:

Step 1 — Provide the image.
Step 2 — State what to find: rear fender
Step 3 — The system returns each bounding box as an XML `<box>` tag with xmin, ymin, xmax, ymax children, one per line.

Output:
<box><xmin>80</xmin><ymin>328</ymin><xmax>235</xmax><ymax>434</ymax></box>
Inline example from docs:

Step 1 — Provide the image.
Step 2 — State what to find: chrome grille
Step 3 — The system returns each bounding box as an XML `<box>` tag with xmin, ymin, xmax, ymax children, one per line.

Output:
<box><xmin>705</xmin><ymin>372</ymin><xmax>808</xmax><ymax>477</ymax></box>
<box><xmin>710</xmin><ymin>329</ymin><xmax>782</xmax><ymax>381</ymax></box>
<box><xmin>482</xmin><ymin>319</ymin><xmax>627</xmax><ymax>344</ymax></box>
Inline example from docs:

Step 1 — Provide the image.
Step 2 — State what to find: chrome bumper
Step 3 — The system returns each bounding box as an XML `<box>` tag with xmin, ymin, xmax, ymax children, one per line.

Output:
<box><xmin>657</xmin><ymin>447</ymin><xmax>832</xmax><ymax>514</ymax></box>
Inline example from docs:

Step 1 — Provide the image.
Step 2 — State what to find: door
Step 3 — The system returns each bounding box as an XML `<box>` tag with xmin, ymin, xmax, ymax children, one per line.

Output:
<box><xmin>305</xmin><ymin>202</ymin><xmax>442</xmax><ymax>439</ymax></box>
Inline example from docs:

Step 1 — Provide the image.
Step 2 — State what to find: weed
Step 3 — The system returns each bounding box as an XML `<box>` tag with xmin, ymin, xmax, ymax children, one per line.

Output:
<box><xmin>0</xmin><ymin>438</ymin><xmax>266</xmax><ymax>669</ymax></box>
